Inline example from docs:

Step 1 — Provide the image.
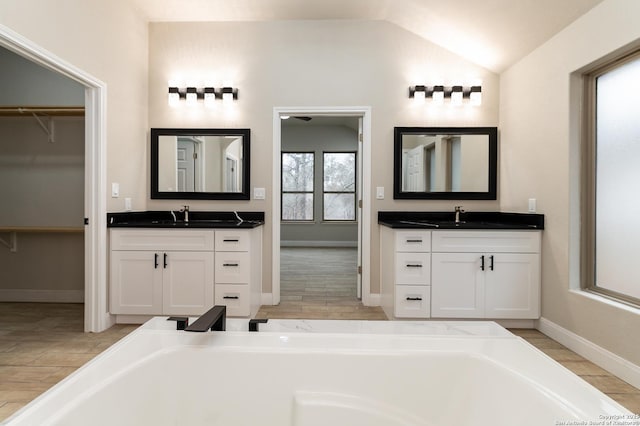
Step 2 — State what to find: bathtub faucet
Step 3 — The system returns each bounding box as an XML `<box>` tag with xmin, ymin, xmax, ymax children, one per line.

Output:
<box><xmin>185</xmin><ymin>305</ymin><xmax>226</xmax><ymax>332</ymax></box>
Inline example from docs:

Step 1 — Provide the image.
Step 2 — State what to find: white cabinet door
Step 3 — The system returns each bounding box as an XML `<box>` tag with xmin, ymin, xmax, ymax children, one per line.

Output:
<box><xmin>163</xmin><ymin>251</ymin><xmax>214</xmax><ymax>316</ymax></box>
<box><xmin>485</xmin><ymin>253</ymin><xmax>540</xmax><ymax>319</ymax></box>
<box><xmin>110</xmin><ymin>251</ymin><xmax>163</xmax><ymax>315</ymax></box>
<box><xmin>431</xmin><ymin>252</ymin><xmax>485</xmax><ymax>318</ymax></box>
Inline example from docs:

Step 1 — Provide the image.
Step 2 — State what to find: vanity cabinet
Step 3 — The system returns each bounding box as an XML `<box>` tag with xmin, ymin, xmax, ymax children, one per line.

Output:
<box><xmin>431</xmin><ymin>231</ymin><xmax>541</xmax><ymax>319</ymax></box>
<box><xmin>109</xmin><ymin>227</ymin><xmax>262</xmax><ymax>319</ymax></box>
<box><xmin>380</xmin><ymin>227</ymin><xmax>541</xmax><ymax>320</ymax></box>
<box><xmin>110</xmin><ymin>229</ymin><xmax>214</xmax><ymax>316</ymax></box>
<box><xmin>380</xmin><ymin>227</ymin><xmax>432</xmax><ymax>319</ymax></box>
<box><xmin>213</xmin><ymin>228</ymin><xmax>262</xmax><ymax>317</ymax></box>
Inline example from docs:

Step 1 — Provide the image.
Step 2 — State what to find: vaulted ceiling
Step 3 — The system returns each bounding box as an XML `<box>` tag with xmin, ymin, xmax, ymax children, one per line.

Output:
<box><xmin>132</xmin><ymin>0</ymin><xmax>603</xmax><ymax>73</ymax></box>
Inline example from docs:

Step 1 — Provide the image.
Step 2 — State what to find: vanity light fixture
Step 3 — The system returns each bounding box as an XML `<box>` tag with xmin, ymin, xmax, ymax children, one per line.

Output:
<box><xmin>470</xmin><ymin>86</ymin><xmax>482</xmax><ymax>106</ymax></box>
<box><xmin>168</xmin><ymin>87</ymin><xmax>180</xmax><ymax>107</ymax></box>
<box><xmin>408</xmin><ymin>84</ymin><xmax>482</xmax><ymax>106</ymax></box>
<box><xmin>203</xmin><ymin>87</ymin><xmax>216</xmax><ymax>108</ymax></box>
<box><xmin>451</xmin><ymin>85</ymin><xmax>463</xmax><ymax>106</ymax></box>
<box><xmin>166</xmin><ymin>86</ymin><xmax>239</xmax><ymax>106</ymax></box>
<box><xmin>409</xmin><ymin>85</ymin><xmax>427</xmax><ymax>101</ymax></box>
<box><xmin>432</xmin><ymin>85</ymin><xmax>445</xmax><ymax>105</ymax></box>
<box><xmin>221</xmin><ymin>87</ymin><xmax>238</xmax><ymax>102</ymax></box>
<box><xmin>185</xmin><ymin>87</ymin><xmax>198</xmax><ymax>106</ymax></box>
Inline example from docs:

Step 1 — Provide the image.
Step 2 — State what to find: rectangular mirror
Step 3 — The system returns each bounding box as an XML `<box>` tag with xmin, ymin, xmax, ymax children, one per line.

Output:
<box><xmin>151</xmin><ymin>128</ymin><xmax>250</xmax><ymax>200</ymax></box>
<box><xmin>394</xmin><ymin>127</ymin><xmax>497</xmax><ymax>200</ymax></box>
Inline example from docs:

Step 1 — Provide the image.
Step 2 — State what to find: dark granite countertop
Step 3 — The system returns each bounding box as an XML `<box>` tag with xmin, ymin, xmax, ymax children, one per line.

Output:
<box><xmin>107</xmin><ymin>211</ymin><xmax>265</xmax><ymax>229</ymax></box>
<box><xmin>378</xmin><ymin>211</ymin><xmax>544</xmax><ymax>230</ymax></box>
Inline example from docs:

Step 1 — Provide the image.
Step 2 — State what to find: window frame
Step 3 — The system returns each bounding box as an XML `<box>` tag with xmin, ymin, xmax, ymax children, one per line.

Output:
<box><xmin>322</xmin><ymin>151</ymin><xmax>357</xmax><ymax>222</ymax></box>
<box><xmin>281</xmin><ymin>151</ymin><xmax>315</xmax><ymax>222</ymax></box>
<box><xmin>582</xmin><ymin>49</ymin><xmax>640</xmax><ymax>308</ymax></box>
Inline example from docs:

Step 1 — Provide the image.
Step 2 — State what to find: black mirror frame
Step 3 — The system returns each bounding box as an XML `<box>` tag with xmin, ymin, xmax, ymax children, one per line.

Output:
<box><xmin>151</xmin><ymin>128</ymin><xmax>251</xmax><ymax>200</ymax></box>
<box><xmin>393</xmin><ymin>126</ymin><xmax>498</xmax><ymax>200</ymax></box>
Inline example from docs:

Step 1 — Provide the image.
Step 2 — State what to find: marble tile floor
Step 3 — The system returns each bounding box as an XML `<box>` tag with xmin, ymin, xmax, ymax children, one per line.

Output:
<box><xmin>0</xmin><ymin>302</ymin><xmax>638</xmax><ymax>422</ymax></box>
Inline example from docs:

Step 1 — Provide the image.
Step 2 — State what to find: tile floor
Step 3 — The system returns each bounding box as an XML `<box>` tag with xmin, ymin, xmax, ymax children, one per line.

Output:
<box><xmin>258</xmin><ymin>247</ymin><xmax>388</xmax><ymax>320</ymax></box>
<box><xmin>0</xmin><ymin>303</ymin><xmax>638</xmax><ymax>421</ymax></box>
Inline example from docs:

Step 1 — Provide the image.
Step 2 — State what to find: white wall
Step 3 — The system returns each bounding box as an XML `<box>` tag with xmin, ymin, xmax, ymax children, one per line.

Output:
<box><xmin>499</xmin><ymin>0</ymin><xmax>640</xmax><ymax>365</ymax></box>
<box><xmin>148</xmin><ymin>20</ymin><xmax>500</xmax><ymax>294</ymax></box>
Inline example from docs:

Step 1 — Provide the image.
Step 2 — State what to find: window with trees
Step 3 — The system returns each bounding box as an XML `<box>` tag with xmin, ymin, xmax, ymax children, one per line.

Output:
<box><xmin>323</xmin><ymin>152</ymin><xmax>356</xmax><ymax>221</ymax></box>
<box><xmin>281</xmin><ymin>152</ymin><xmax>314</xmax><ymax>221</ymax></box>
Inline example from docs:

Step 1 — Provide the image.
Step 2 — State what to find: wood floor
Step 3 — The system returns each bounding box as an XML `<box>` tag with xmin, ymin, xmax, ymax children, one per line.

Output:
<box><xmin>0</xmin><ymin>304</ymin><xmax>638</xmax><ymax>420</ymax></box>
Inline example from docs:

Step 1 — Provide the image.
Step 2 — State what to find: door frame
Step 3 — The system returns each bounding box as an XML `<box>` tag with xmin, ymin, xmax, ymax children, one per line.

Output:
<box><xmin>272</xmin><ymin>106</ymin><xmax>373</xmax><ymax>306</ymax></box>
<box><xmin>0</xmin><ymin>24</ymin><xmax>109</xmax><ymax>332</ymax></box>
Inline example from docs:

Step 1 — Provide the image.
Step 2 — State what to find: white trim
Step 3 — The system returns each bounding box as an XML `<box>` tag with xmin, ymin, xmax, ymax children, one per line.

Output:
<box><xmin>261</xmin><ymin>293</ymin><xmax>274</xmax><ymax>305</ymax></box>
<box><xmin>280</xmin><ymin>241</ymin><xmax>358</xmax><ymax>248</ymax></box>
<box><xmin>272</xmin><ymin>107</ymin><xmax>372</xmax><ymax>306</ymax></box>
<box><xmin>0</xmin><ymin>289</ymin><xmax>84</xmax><ymax>303</ymax></box>
<box><xmin>0</xmin><ymin>24</ymin><xmax>110</xmax><ymax>332</ymax></box>
<box><xmin>368</xmin><ymin>292</ymin><xmax>380</xmax><ymax>307</ymax></box>
<box><xmin>537</xmin><ymin>317</ymin><xmax>640</xmax><ymax>389</ymax></box>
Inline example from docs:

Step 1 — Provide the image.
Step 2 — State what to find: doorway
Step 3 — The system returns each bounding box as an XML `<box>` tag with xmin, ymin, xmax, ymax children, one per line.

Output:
<box><xmin>0</xmin><ymin>25</ymin><xmax>108</xmax><ymax>332</ymax></box>
<box><xmin>271</xmin><ymin>107</ymin><xmax>373</xmax><ymax>309</ymax></box>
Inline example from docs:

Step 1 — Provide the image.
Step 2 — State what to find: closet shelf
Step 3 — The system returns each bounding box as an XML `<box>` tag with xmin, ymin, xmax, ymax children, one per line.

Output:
<box><xmin>0</xmin><ymin>227</ymin><xmax>83</xmax><ymax>253</ymax></box>
<box><xmin>0</xmin><ymin>107</ymin><xmax>85</xmax><ymax>116</ymax></box>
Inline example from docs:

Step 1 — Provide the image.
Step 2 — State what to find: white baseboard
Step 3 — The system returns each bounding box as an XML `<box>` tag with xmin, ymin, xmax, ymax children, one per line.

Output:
<box><xmin>261</xmin><ymin>293</ymin><xmax>273</xmax><ymax>305</ymax></box>
<box><xmin>537</xmin><ymin>317</ymin><xmax>640</xmax><ymax>389</ymax></box>
<box><xmin>0</xmin><ymin>289</ymin><xmax>84</xmax><ymax>303</ymax></box>
<box><xmin>366</xmin><ymin>293</ymin><xmax>381</xmax><ymax>307</ymax></box>
<box><xmin>280</xmin><ymin>241</ymin><xmax>357</xmax><ymax>248</ymax></box>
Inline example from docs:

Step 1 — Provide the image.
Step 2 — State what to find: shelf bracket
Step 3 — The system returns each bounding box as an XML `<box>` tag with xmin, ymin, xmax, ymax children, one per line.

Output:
<box><xmin>30</xmin><ymin>112</ymin><xmax>55</xmax><ymax>143</ymax></box>
<box><xmin>0</xmin><ymin>232</ymin><xmax>17</xmax><ymax>252</ymax></box>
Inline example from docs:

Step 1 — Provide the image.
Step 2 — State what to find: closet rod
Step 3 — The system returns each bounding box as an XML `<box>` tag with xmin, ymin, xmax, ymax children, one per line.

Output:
<box><xmin>0</xmin><ymin>106</ymin><xmax>85</xmax><ymax>116</ymax></box>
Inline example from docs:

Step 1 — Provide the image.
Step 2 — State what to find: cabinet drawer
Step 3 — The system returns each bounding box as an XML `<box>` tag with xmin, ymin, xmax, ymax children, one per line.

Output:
<box><xmin>215</xmin><ymin>284</ymin><xmax>250</xmax><ymax>317</ymax></box>
<box><xmin>215</xmin><ymin>230</ymin><xmax>251</xmax><ymax>252</ymax></box>
<box><xmin>395</xmin><ymin>285</ymin><xmax>430</xmax><ymax>318</ymax></box>
<box><xmin>395</xmin><ymin>253</ymin><xmax>431</xmax><ymax>285</ymax></box>
<box><xmin>395</xmin><ymin>230</ymin><xmax>431</xmax><ymax>252</ymax></box>
<box><xmin>215</xmin><ymin>252</ymin><xmax>250</xmax><ymax>283</ymax></box>
<box><xmin>111</xmin><ymin>229</ymin><xmax>214</xmax><ymax>251</ymax></box>
<box><xmin>432</xmin><ymin>231</ymin><xmax>540</xmax><ymax>253</ymax></box>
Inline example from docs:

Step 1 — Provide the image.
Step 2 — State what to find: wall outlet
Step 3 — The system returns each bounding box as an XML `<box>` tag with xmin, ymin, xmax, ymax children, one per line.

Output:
<box><xmin>528</xmin><ymin>198</ymin><xmax>537</xmax><ymax>213</ymax></box>
<box><xmin>254</xmin><ymin>187</ymin><xmax>266</xmax><ymax>200</ymax></box>
<box><xmin>124</xmin><ymin>197</ymin><xmax>132</xmax><ymax>211</ymax></box>
<box><xmin>376</xmin><ymin>187</ymin><xmax>385</xmax><ymax>200</ymax></box>
<box><xmin>111</xmin><ymin>182</ymin><xmax>119</xmax><ymax>198</ymax></box>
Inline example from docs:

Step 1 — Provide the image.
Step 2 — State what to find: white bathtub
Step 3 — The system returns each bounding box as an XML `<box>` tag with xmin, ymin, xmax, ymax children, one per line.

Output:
<box><xmin>3</xmin><ymin>318</ymin><xmax>631</xmax><ymax>425</ymax></box>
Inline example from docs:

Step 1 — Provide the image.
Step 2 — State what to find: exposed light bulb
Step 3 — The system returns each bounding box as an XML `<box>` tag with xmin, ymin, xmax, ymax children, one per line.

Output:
<box><xmin>185</xmin><ymin>87</ymin><xmax>198</xmax><ymax>105</ymax></box>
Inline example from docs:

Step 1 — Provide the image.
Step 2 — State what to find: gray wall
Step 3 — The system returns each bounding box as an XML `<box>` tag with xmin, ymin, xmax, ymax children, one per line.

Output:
<box><xmin>281</xmin><ymin>122</ymin><xmax>358</xmax><ymax>246</ymax></box>
<box><xmin>0</xmin><ymin>46</ymin><xmax>84</xmax><ymax>106</ymax></box>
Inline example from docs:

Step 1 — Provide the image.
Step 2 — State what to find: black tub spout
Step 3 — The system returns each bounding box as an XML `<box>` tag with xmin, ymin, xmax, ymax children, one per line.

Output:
<box><xmin>185</xmin><ymin>305</ymin><xmax>226</xmax><ymax>332</ymax></box>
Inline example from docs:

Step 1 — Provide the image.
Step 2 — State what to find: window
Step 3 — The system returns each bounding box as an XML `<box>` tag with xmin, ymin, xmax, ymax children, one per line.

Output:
<box><xmin>281</xmin><ymin>152</ymin><xmax>314</xmax><ymax>221</ymax></box>
<box><xmin>584</xmin><ymin>50</ymin><xmax>640</xmax><ymax>307</ymax></box>
<box><xmin>323</xmin><ymin>152</ymin><xmax>356</xmax><ymax>221</ymax></box>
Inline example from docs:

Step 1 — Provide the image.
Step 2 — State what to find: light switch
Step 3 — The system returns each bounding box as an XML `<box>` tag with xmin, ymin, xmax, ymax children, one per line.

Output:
<box><xmin>254</xmin><ymin>187</ymin><xmax>266</xmax><ymax>200</ymax></box>
<box><xmin>376</xmin><ymin>187</ymin><xmax>385</xmax><ymax>200</ymax></box>
<box><xmin>111</xmin><ymin>183</ymin><xmax>119</xmax><ymax>198</ymax></box>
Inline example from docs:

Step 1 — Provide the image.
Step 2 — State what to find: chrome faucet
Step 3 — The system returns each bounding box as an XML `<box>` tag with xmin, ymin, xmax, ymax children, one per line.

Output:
<box><xmin>454</xmin><ymin>206</ymin><xmax>465</xmax><ymax>224</ymax></box>
<box><xmin>181</xmin><ymin>205</ymin><xmax>190</xmax><ymax>223</ymax></box>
